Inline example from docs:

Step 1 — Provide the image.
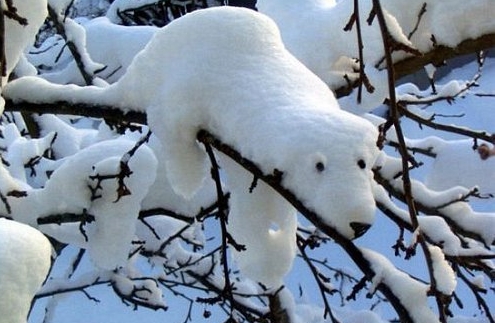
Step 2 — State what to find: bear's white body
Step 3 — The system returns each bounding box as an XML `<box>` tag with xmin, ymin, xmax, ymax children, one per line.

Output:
<box><xmin>124</xmin><ymin>7</ymin><xmax>380</xmax><ymax>287</ymax></box>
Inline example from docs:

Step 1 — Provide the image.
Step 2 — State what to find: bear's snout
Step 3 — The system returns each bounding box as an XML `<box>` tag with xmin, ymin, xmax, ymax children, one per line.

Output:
<box><xmin>350</xmin><ymin>222</ymin><xmax>372</xmax><ymax>238</ymax></box>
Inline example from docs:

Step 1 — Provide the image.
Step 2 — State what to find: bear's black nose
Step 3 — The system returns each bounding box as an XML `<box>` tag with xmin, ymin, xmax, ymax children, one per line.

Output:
<box><xmin>350</xmin><ymin>222</ymin><xmax>371</xmax><ymax>238</ymax></box>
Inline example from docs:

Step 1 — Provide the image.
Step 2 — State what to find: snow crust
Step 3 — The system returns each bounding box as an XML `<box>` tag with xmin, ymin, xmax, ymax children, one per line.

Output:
<box><xmin>0</xmin><ymin>218</ymin><xmax>52</xmax><ymax>323</ymax></box>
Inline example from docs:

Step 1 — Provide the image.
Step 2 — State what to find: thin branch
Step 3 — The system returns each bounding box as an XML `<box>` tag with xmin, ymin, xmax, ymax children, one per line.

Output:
<box><xmin>335</xmin><ymin>32</ymin><xmax>495</xmax><ymax>98</ymax></box>
<box><xmin>297</xmin><ymin>234</ymin><xmax>340</xmax><ymax>323</ymax></box>
<box><xmin>47</xmin><ymin>5</ymin><xmax>99</xmax><ymax>85</ymax></box>
<box><xmin>373</xmin><ymin>1</ymin><xmax>448</xmax><ymax>321</ymax></box>
<box><xmin>201</xmin><ymin>138</ymin><xmax>237</xmax><ymax>319</ymax></box>
<box><xmin>397</xmin><ymin>102</ymin><xmax>493</xmax><ymax>142</ymax></box>
<box><xmin>407</xmin><ymin>3</ymin><xmax>427</xmax><ymax>40</ymax></box>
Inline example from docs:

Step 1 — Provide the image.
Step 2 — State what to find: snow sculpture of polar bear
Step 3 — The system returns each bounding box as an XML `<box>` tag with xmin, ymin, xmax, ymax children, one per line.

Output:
<box><xmin>121</xmin><ymin>7</ymin><xmax>380</xmax><ymax>287</ymax></box>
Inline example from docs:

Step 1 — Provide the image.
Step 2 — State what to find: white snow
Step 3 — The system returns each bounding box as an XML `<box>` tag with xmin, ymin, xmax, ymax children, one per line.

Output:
<box><xmin>257</xmin><ymin>0</ymin><xmax>495</xmax><ymax>112</ymax></box>
<box><xmin>426</xmin><ymin>139</ymin><xmax>495</xmax><ymax>195</ymax></box>
<box><xmin>36</xmin><ymin>17</ymin><xmax>157</xmax><ymax>84</ymax></box>
<box><xmin>62</xmin><ymin>19</ymin><xmax>106</xmax><ymax>77</ymax></box>
<box><xmin>428</xmin><ymin>245</ymin><xmax>457</xmax><ymax>295</ymax></box>
<box><xmin>85</xmin><ymin>141</ymin><xmax>157</xmax><ymax>269</ymax></box>
<box><xmin>0</xmin><ymin>218</ymin><xmax>52</xmax><ymax>323</ymax></box>
<box><xmin>7</xmin><ymin>138</ymin><xmax>158</xmax><ymax>269</ymax></box>
<box><xmin>256</xmin><ymin>0</ymin><xmax>411</xmax><ymax>111</ymax></box>
<box><xmin>1</xmin><ymin>0</ymin><xmax>48</xmax><ymax>112</ymax></box>
<box><xmin>361</xmin><ymin>248</ymin><xmax>441</xmax><ymax>323</ymax></box>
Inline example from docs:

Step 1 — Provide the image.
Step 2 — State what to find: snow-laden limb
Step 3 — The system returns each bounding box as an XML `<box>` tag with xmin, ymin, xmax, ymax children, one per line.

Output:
<box><xmin>111</xmin><ymin>272</ymin><xmax>167</xmax><ymax>310</ymax></box>
<box><xmin>428</xmin><ymin>245</ymin><xmax>457</xmax><ymax>296</ymax></box>
<box><xmin>0</xmin><ymin>218</ymin><xmax>52</xmax><ymax>323</ymax></box>
<box><xmin>361</xmin><ymin>248</ymin><xmax>440</xmax><ymax>323</ymax></box>
<box><xmin>32</xmin><ymin>17</ymin><xmax>157</xmax><ymax>85</ymax></box>
<box><xmin>47</xmin><ymin>1</ymin><xmax>106</xmax><ymax>86</ymax></box>
<box><xmin>85</xmin><ymin>141</ymin><xmax>157</xmax><ymax>270</ymax></box>
<box><xmin>375</xmin><ymin>153</ymin><xmax>495</xmax><ymax>247</ymax></box>
<box><xmin>36</xmin><ymin>268</ymin><xmax>109</xmax><ymax>298</ymax></box>
<box><xmin>1</xmin><ymin>123</ymin><xmax>56</xmax><ymax>183</ymax></box>
<box><xmin>397</xmin><ymin>103</ymin><xmax>493</xmax><ymax>144</ymax></box>
<box><xmin>374</xmin><ymin>181</ymin><xmax>493</xmax><ymax>258</ymax></box>
<box><xmin>258</xmin><ymin>0</ymin><xmax>495</xmax><ymax>110</ymax></box>
<box><xmin>257</xmin><ymin>0</ymin><xmax>411</xmax><ymax>111</ymax></box>
<box><xmin>5</xmin><ymin>138</ymin><xmax>158</xmax><ymax>269</ymax></box>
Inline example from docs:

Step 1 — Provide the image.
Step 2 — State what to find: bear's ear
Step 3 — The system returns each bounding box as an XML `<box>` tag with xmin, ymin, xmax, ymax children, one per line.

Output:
<box><xmin>309</xmin><ymin>152</ymin><xmax>327</xmax><ymax>173</ymax></box>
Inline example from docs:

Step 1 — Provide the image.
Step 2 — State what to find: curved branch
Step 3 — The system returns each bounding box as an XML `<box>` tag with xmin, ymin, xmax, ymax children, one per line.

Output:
<box><xmin>397</xmin><ymin>103</ymin><xmax>494</xmax><ymax>142</ymax></box>
<box><xmin>394</xmin><ymin>33</ymin><xmax>495</xmax><ymax>80</ymax></box>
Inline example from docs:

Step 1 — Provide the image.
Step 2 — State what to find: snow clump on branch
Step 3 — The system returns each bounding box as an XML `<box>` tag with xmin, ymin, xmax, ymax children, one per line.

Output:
<box><xmin>1</xmin><ymin>0</ymin><xmax>48</xmax><ymax>112</ymax></box>
<box><xmin>0</xmin><ymin>218</ymin><xmax>52</xmax><ymax>323</ymax></box>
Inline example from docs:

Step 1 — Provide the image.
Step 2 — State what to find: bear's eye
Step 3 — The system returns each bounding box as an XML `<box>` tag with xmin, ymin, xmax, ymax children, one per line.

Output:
<box><xmin>357</xmin><ymin>159</ymin><xmax>366</xmax><ymax>169</ymax></box>
<box><xmin>315</xmin><ymin>161</ymin><xmax>325</xmax><ymax>172</ymax></box>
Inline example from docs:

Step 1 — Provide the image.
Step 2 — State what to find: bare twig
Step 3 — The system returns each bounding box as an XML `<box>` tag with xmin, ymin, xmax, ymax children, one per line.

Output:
<box><xmin>397</xmin><ymin>102</ymin><xmax>493</xmax><ymax>142</ymax></box>
<box><xmin>47</xmin><ymin>5</ymin><xmax>101</xmax><ymax>85</ymax></box>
